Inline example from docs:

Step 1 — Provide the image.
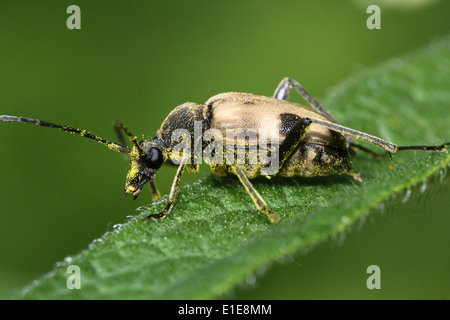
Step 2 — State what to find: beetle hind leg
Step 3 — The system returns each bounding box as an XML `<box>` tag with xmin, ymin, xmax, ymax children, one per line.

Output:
<box><xmin>349</xmin><ymin>142</ymin><xmax>385</xmax><ymax>159</ymax></box>
<box><xmin>274</xmin><ymin>78</ymin><xmax>358</xmax><ymax>147</ymax></box>
<box><xmin>273</xmin><ymin>78</ymin><xmax>339</xmax><ymax>124</ymax></box>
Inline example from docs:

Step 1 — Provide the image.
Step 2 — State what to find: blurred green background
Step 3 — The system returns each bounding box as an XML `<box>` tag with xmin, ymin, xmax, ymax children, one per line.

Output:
<box><xmin>0</xmin><ymin>0</ymin><xmax>449</xmax><ymax>299</ymax></box>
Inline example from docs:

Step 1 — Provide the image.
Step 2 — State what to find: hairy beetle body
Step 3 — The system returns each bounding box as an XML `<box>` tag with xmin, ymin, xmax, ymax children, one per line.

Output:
<box><xmin>1</xmin><ymin>77</ymin><xmax>448</xmax><ymax>224</ymax></box>
<box><xmin>152</xmin><ymin>92</ymin><xmax>355</xmax><ymax>181</ymax></box>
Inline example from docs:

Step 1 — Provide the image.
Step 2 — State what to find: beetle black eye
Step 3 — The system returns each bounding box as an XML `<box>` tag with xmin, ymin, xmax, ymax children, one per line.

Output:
<box><xmin>146</xmin><ymin>147</ymin><xmax>164</xmax><ymax>169</ymax></box>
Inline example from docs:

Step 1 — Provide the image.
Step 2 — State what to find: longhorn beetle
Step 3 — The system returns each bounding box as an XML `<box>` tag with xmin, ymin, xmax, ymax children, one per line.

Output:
<box><xmin>1</xmin><ymin>78</ymin><xmax>448</xmax><ymax>223</ymax></box>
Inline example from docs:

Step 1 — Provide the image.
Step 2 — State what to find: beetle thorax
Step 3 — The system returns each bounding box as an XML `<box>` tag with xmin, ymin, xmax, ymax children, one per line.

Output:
<box><xmin>156</xmin><ymin>102</ymin><xmax>210</xmax><ymax>148</ymax></box>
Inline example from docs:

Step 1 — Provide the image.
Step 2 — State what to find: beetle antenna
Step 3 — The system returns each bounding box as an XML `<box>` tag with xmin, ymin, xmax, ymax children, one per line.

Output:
<box><xmin>0</xmin><ymin>115</ymin><xmax>130</xmax><ymax>154</ymax></box>
<box><xmin>397</xmin><ymin>142</ymin><xmax>449</xmax><ymax>152</ymax></box>
<box><xmin>114</xmin><ymin>121</ymin><xmax>144</xmax><ymax>154</ymax></box>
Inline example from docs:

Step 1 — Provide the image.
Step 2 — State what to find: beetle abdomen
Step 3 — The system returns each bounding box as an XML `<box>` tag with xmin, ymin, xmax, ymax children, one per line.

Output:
<box><xmin>278</xmin><ymin>143</ymin><xmax>353</xmax><ymax>177</ymax></box>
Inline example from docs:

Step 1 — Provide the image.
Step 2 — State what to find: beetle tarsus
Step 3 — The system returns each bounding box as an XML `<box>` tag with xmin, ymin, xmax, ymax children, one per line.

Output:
<box><xmin>144</xmin><ymin>211</ymin><xmax>167</xmax><ymax>222</ymax></box>
<box><xmin>264</xmin><ymin>209</ymin><xmax>280</xmax><ymax>224</ymax></box>
<box><xmin>144</xmin><ymin>199</ymin><xmax>173</xmax><ymax>222</ymax></box>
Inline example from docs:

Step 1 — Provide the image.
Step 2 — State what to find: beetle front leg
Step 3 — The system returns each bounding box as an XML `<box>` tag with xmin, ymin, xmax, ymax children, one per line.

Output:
<box><xmin>145</xmin><ymin>163</ymin><xmax>186</xmax><ymax>221</ymax></box>
<box><xmin>149</xmin><ymin>180</ymin><xmax>161</xmax><ymax>202</ymax></box>
<box><xmin>115</xmin><ymin>122</ymin><xmax>163</xmax><ymax>202</ymax></box>
<box><xmin>114</xmin><ymin>121</ymin><xmax>128</xmax><ymax>146</ymax></box>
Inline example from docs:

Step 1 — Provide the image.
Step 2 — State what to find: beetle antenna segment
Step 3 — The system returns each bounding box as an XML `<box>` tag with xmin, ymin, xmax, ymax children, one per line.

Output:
<box><xmin>311</xmin><ymin>118</ymin><xmax>449</xmax><ymax>154</ymax></box>
<box><xmin>397</xmin><ymin>142</ymin><xmax>449</xmax><ymax>152</ymax></box>
<box><xmin>114</xmin><ymin>121</ymin><xmax>144</xmax><ymax>155</ymax></box>
<box><xmin>0</xmin><ymin>115</ymin><xmax>129</xmax><ymax>154</ymax></box>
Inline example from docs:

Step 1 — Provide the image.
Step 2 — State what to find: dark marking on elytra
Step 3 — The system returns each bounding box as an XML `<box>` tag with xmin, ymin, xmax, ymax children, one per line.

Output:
<box><xmin>279</xmin><ymin>113</ymin><xmax>300</xmax><ymax>136</ymax></box>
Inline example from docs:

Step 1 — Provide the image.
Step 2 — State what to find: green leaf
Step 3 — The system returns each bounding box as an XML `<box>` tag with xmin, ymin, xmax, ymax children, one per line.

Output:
<box><xmin>19</xmin><ymin>38</ymin><xmax>450</xmax><ymax>299</ymax></box>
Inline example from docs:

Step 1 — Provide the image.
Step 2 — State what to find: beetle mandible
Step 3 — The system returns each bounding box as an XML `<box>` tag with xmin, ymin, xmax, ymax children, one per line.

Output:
<box><xmin>1</xmin><ymin>78</ymin><xmax>448</xmax><ymax>223</ymax></box>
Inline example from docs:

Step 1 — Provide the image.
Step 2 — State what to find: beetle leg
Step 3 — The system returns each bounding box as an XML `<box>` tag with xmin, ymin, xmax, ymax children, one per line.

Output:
<box><xmin>115</xmin><ymin>122</ymin><xmax>162</xmax><ymax>201</ymax></box>
<box><xmin>273</xmin><ymin>77</ymin><xmax>291</xmax><ymax>100</ymax></box>
<box><xmin>307</xmin><ymin>118</ymin><xmax>449</xmax><ymax>154</ymax></box>
<box><xmin>149</xmin><ymin>180</ymin><xmax>161</xmax><ymax>202</ymax></box>
<box><xmin>349</xmin><ymin>143</ymin><xmax>385</xmax><ymax>159</ymax></box>
<box><xmin>145</xmin><ymin>161</ymin><xmax>186</xmax><ymax>221</ymax></box>
<box><xmin>232</xmin><ymin>165</ymin><xmax>280</xmax><ymax>224</ymax></box>
<box><xmin>274</xmin><ymin>78</ymin><xmax>340</xmax><ymax>124</ymax></box>
<box><xmin>308</xmin><ymin>118</ymin><xmax>398</xmax><ymax>152</ymax></box>
<box><xmin>114</xmin><ymin>121</ymin><xmax>128</xmax><ymax>146</ymax></box>
<box><xmin>274</xmin><ymin>78</ymin><xmax>358</xmax><ymax>148</ymax></box>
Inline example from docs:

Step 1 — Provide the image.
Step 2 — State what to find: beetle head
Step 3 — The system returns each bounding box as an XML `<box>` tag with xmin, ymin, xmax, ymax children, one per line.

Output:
<box><xmin>124</xmin><ymin>140</ymin><xmax>165</xmax><ymax>199</ymax></box>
